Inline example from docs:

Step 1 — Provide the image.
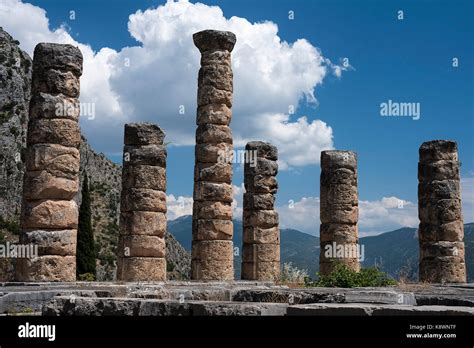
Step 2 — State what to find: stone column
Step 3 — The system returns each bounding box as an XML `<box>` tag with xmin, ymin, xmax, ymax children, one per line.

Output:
<box><xmin>191</xmin><ymin>30</ymin><xmax>236</xmax><ymax>280</ymax></box>
<box><xmin>418</xmin><ymin>140</ymin><xmax>466</xmax><ymax>283</ymax></box>
<box><xmin>16</xmin><ymin>43</ymin><xmax>83</xmax><ymax>281</ymax></box>
<box><xmin>242</xmin><ymin>142</ymin><xmax>280</xmax><ymax>281</ymax></box>
<box><xmin>117</xmin><ymin>123</ymin><xmax>167</xmax><ymax>281</ymax></box>
<box><xmin>319</xmin><ymin>150</ymin><xmax>360</xmax><ymax>275</ymax></box>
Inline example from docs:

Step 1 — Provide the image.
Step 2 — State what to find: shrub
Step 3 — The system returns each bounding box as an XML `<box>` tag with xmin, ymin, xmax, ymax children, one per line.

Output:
<box><xmin>0</xmin><ymin>112</ymin><xmax>11</xmax><ymax>124</ymax></box>
<box><xmin>279</xmin><ymin>262</ymin><xmax>309</xmax><ymax>285</ymax></box>
<box><xmin>78</xmin><ymin>273</ymin><xmax>96</xmax><ymax>281</ymax></box>
<box><xmin>0</xmin><ymin>217</ymin><xmax>20</xmax><ymax>235</ymax></box>
<box><xmin>305</xmin><ymin>262</ymin><xmax>397</xmax><ymax>288</ymax></box>
<box><xmin>167</xmin><ymin>260</ymin><xmax>175</xmax><ymax>272</ymax></box>
<box><xmin>76</xmin><ymin>174</ymin><xmax>96</xmax><ymax>277</ymax></box>
<box><xmin>9</xmin><ymin>126</ymin><xmax>18</xmax><ymax>136</ymax></box>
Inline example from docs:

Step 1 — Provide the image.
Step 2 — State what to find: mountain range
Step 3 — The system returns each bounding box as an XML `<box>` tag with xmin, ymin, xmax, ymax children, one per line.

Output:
<box><xmin>169</xmin><ymin>215</ymin><xmax>473</xmax><ymax>282</ymax></box>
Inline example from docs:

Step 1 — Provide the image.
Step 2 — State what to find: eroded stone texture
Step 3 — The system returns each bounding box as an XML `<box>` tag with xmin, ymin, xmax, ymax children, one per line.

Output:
<box><xmin>192</xmin><ymin>30</ymin><xmax>236</xmax><ymax>280</ymax></box>
<box><xmin>319</xmin><ymin>151</ymin><xmax>360</xmax><ymax>275</ymax></box>
<box><xmin>117</xmin><ymin>123</ymin><xmax>167</xmax><ymax>281</ymax></box>
<box><xmin>242</xmin><ymin>142</ymin><xmax>280</xmax><ymax>281</ymax></box>
<box><xmin>418</xmin><ymin>140</ymin><xmax>466</xmax><ymax>283</ymax></box>
<box><xmin>16</xmin><ymin>43</ymin><xmax>83</xmax><ymax>282</ymax></box>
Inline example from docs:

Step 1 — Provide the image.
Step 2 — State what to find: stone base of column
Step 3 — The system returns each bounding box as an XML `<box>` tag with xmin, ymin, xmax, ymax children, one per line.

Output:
<box><xmin>117</xmin><ymin>123</ymin><xmax>167</xmax><ymax>282</ymax></box>
<box><xmin>191</xmin><ymin>240</ymin><xmax>233</xmax><ymax>280</ymax></box>
<box><xmin>319</xmin><ymin>259</ymin><xmax>360</xmax><ymax>275</ymax></box>
<box><xmin>241</xmin><ymin>261</ymin><xmax>280</xmax><ymax>281</ymax></box>
<box><xmin>16</xmin><ymin>255</ymin><xmax>76</xmax><ymax>281</ymax></box>
<box><xmin>418</xmin><ymin>140</ymin><xmax>466</xmax><ymax>283</ymax></box>
<box><xmin>116</xmin><ymin>257</ymin><xmax>166</xmax><ymax>281</ymax></box>
<box><xmin>319</xmin><ymin>150</ymin><xmax>360</xmax><ymax>276</ymax></box>
<box><xmin>419</xmin><ymin>257</ymin><xmax>466</xmax><ymax>283</ymax></box>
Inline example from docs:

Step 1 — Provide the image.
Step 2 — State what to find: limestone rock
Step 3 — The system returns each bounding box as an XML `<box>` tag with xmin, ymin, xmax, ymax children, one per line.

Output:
<box><xmin>195</xmin><ymin>142</ymin><xmax>232</xmax><ymax>163</ymax></box>
<box><xmin>117</xmin><ymin>257</ymin><xmax>166</xmax><ymax>281</ymax></box>
<box><xmin>33</xmin><ymin>69</ymin><xmax>80</xmax><ymax>97</ymax></box>
<box><xmin>33</xmin><ymin>43</ymin><xmax>83</xmax><ymax>76</ymax></box>
<box><xmin>118</xmin><ymin>235</ymin><xmax>165</xmax><ymax>258</ymax></box>
<box><xmin>16</xmin><ymin>255</ymin><xmax>76</xmax><ymax>281</ymax></box>
<box><xmin>122</xmin><ymin>165</ymin><xmax>166</xmax><ymax>191</ymax></box>
<box><xmin>27</xmin><ymin>118</ymin><xmax>81</xmax><ymax>148</ymax></box>
<box><xmin>193</xmin><ymin>219</ymin><xmax>233</xmax><ymax>240</ymax></box>
<box><xmin>120</xmin><ymin>188</ymin><xmax>167</xmax><ymax>213</ymax></box>
<box><xmin>119</xmin><ymin>211</ymin><xmax>167</xmax><ymax>237</ymax></box>
<box><xmin>20</xmin><ymin>229</ymin><xmax>77</xmax><ymax>256</ymax></box>
<box><xmin>23</xmin><ymin>170</ymin><xmax>79</xmax><ymax>200</ymax></box>
<box><xmin>193</xmin><ymin>30</ymin><xmax>237</xmax><ymax>53</ymax></box>
<box><xmin>196</xmin><ymin>124</ymin><xmax>232</xmax><ymax>144</ymax></box>
<box><xmin>29</xmin><ymin>92</ymin><xmax>80</xmax><ymax>121</ymax></box>
<box><xmin>124</xmin><ymin>123</ymin><xmax>165</xmax><ymax>146</ymax></box>
<box><xmin>193</xmin><ymin>201</ymin><xmax>232</xmax><ymax>220</ymax></box>
<box><xmin>194</xmin><ymin>182</ymin><xmax>233</xmax><ymax>203</ymax></box>
<box><xmin>319</xmin><ymin>150</ymin><xmax>359</xmax><ymax>275</ymax></box>
<box><xmin>418</xmin><ymin>141</ymin><xmax>466</xmax><ymax>283</ymax></box>
<box><xmin>26</xmin><ymin>144</ymin><xmax>80</xmax><ymax>179</ymax></box>
<box><xmin>197</xmin><ymin>104</ymin><xmax>232</xmax><ymax>125</ymax></box>
<box><xmin>245</xmin><ymin>141</ymin><xmax>278</xmax><ymax>161</ymax></box>
<box><xmin>21</xmin><ymin>199</ymin><xmax>78</xmax><ymax>229</ymax></box>
<box><xmin>194</xmin><ymin>162</ymin><xmax>232</xmax><ymax>183</ymax></box>
<box><xmin>123</xmin><ymin>144</ymin><xmax>167</xmax><ymax>168</ymax></box>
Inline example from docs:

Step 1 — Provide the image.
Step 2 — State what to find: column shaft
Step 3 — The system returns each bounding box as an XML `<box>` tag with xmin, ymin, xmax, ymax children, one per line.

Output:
<box><xmin>241</xmin><ymin>142</ymin><xmax>280</xmax><ymax>281</ymax></box>
<box><xmin>117</xmin><ymin>123</ymin><xmax>167</xmax><ymax>281</ymax></box>
<box><xmin>418</xmin><ymin>140</ymin><xmax>466</xmax><ymax>283</ymax></box>
<box><xmin>319</xmin><ymin>150</ymin><xmax>360</xmax><ymax>275</ymax></box>
<box><xmin>191</xmin><ymin>30</ymin><xmax>236</xmax><ymax>280</ymax></box>
<box><xmin>16</xmin><ymin>43</ymin><xmax>83</xmax><ymax>281</ymax></box>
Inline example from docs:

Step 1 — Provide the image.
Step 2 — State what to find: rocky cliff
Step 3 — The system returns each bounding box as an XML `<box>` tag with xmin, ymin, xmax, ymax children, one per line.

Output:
<box><xmin>0</xmin><ymin>28</ymin><xmax>190</xmax><ymax>281</ymax></box>
<box><xmin>0</xmin><ymin>28</ymin><xmax>31</xmax><ymax>221</ymax></box>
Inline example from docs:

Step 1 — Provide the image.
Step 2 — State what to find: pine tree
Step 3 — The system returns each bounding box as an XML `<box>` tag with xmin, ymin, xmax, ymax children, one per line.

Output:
<box><xmin>76</xmin><ymin>173</ymin><xmax>96</xmax><ymax>278</ymax></box>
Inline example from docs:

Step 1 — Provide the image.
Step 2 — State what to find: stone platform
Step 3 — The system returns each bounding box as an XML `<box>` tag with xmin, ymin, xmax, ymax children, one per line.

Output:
<box><xmin>0</xmin><ymin>281</ymin><xmax>473</xmax><ymax>316</ymax></box>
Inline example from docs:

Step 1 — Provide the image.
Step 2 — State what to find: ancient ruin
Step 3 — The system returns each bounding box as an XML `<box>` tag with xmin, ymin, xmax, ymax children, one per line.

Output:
<box><xmin>242</xmin><ymin>141</ymin><xmax>280</xmax><ymax>281</ymax></box>
<box><xmin>418</xmin><ymin>140</ymin><xmax>466</xmax><ymax>283</ymax></box>
<box><xmin>15</xmin><ymin>43</ymin><xmax>83</xmax><ymax>281</ymax></box>
<box><xmin>319</xmin><ymin>150</ymin><xmax>360</xmax><ymax>275</ymax></box>
<box><xmin>7</xmin><ymin>28</ymin><xmax>470</xmax><ymax>289</ymax></box>
<box><xmin>191</xmin><ymin>30</ymin><xmax>236</xmax><ymax>280</ymax></box>
<box><xmin>116</xmin><ymin>123</ymin><xmax>167</xmax><ymax>281</ymax></box>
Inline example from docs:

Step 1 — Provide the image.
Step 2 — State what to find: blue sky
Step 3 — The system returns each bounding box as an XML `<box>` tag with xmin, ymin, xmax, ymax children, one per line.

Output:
<box><xmin>3</xmin><ymin>0</ymin><xmax>473</xmax><ymax>235</ymax></box>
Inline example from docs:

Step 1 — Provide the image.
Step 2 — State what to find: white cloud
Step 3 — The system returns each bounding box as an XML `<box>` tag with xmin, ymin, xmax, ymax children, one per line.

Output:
<box><xmin>1</xmin><ymin>0</ymin><xmax>338</xmax><ymax>167</ymax></box>
<box><xmin>358</xmin><ymin>197</ymin><xmax>418</xmax><ymax>237</ymax></box>
<box><xmin>276</xmin><ymin>174</ymin><xmax>474</xmax><ymax>235</ymax></box>
<box><xmin>274</xmin><ymin>196</ymin><xmax>418</xmax><ymax>237</ymax></box>
<box><xmin>166</xmin><ymin>194</ymin><xmax>193</xmax><ymax>221</ymax></box>
<box><xmin>232</xmin><ymin>183</ymin><xmax>245</xmax><ymax>219</ymax></box>
<box><xmin>277</xmin><ymin>197</ymin><xmax>320</xmax><ymax>235</ymax></box>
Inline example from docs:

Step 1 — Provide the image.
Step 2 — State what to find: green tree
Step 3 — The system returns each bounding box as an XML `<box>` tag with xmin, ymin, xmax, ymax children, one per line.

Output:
<box><xmin>76</xmin><ymin>173</ymin><xmax>96</xmax><ymax>279</ymax></box>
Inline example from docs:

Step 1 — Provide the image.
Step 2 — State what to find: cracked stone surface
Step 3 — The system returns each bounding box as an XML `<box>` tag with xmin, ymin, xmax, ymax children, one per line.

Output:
<box><xmin>16</xmin><ymin>43</ymin><xmax>83</xmax><ymax>282</ymax></box>
<box><xmin>418</xmin><ymin>140</ymin><xmax>466</xmax><ymax>283</ymax></box>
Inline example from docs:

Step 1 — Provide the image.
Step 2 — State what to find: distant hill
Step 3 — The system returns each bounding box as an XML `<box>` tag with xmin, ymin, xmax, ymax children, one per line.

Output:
<box><xmin>168</xmin><ymin>216</ymin><xmax>473</xmax><ymax>282</ymax></box>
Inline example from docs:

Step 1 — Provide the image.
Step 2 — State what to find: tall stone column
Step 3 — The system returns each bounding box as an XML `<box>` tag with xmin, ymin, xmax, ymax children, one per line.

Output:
<box><xmin>117</xmin><ymin>123</ymin><xmax>167</xmax><ymax>281</ymax></box>
<box><xmin>191</xmin><ymin>30</ymin><xmax>236</xmax><ymax>280</ymax></box>
<box><xmin>319</xmin><ymin>150</ymin><xmax>360</xmax><ymax>275</ymax></box>
<box><xmin>418</xmin><ymin>140</ymin><xmax>466</xmax><ymax>283</ymax></box>
<box><xmin>242</xmin><ymin>142</ymin><xmax>280</xmax><ymax>281</ymax></box>
<box><xmin>16</xmin><ymin>43</ymin><xmax>83</xmax><ymax>281</ymax></box>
